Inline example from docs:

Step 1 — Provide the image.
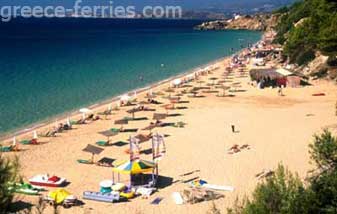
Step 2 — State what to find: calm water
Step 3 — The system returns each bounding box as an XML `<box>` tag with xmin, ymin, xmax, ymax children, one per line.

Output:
<box><xmin>0</xmin><ymin>18</ymin><xmax>261</xmax><ymax>136</ymax></box>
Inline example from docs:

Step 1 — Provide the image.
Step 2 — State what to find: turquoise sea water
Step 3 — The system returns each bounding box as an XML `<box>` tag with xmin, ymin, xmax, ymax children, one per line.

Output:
<box><xmin>0</xmin><ymin>18</ymin><xmax>261</xmax><ymax>136</ymax></box>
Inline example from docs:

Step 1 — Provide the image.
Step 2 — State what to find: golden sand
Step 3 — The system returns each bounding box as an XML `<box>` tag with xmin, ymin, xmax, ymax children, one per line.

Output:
<box><xmin>4</xmin><ymin>58</ymin><xmax>337</xmax><ymax>214</ymax></box>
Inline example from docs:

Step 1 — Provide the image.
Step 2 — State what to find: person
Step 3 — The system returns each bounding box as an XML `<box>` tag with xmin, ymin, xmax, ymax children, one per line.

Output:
<box><xmin>231</xmin><ymin>125</ymin><xmax>236</xmax><ymax>133</ymax></box>
<box><xmin>278</xmin><ymin>85</ymin><xmax>284</xmax><ymax>96</ymax></box>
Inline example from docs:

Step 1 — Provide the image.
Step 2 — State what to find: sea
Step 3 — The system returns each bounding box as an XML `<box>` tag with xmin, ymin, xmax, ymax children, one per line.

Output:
<box><xmin>0</xmin><ymin>18</ymin><xmax>261</xmax><ymax>137</ymax></box>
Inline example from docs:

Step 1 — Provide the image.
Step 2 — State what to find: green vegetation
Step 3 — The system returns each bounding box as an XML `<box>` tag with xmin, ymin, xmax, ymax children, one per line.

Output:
<box><xmin>274</xmin><ymin>0</ymin><xmax>337</xmax><ymax>65</ymax></box>
<box><xmin>228</xmin><ymin>130</ymin><xmax>337</xmax><ymax>214</ymax></box>
<box><xmin>0</xmin><ymin>154</ymin><xmax>20</xmax><ymax>213</ymax></box>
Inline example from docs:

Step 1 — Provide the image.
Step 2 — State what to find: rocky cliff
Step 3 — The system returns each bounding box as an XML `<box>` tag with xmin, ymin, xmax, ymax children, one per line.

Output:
<box><xmin>195</xmin><ymin>14</ymin><xmax>279</xmax><ymax>31</ymax></box>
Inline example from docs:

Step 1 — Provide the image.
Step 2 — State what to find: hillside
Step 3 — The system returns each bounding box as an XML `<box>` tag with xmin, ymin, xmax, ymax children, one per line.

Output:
<box><xmin>273</xmin><ymin>0</ymin><xmax>337</xmax><ymax>80</ymax></box>
<box><xmin>195</xmin><ymin>14</ymin><xmax>279</xmax><ymax>31</ymax></box>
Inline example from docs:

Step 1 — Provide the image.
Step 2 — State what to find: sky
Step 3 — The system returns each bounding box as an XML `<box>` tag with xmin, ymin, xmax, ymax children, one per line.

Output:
<box><xmin>0</xmin><ymin>0</ymin><xmax>295</xmax><ymax>9</ymax></box>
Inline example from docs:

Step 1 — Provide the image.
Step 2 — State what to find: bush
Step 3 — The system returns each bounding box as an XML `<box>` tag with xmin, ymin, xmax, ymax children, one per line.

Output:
<box><xmin>295</xmin><ymin>49</ymin><xmax>315</xmax><ymax>66</ymax></box>
<box><xmin>228</xmin><ymin>164</ymin><xmax>309</xmax><ymax>214</ymax></box>
<box><xmin>307</xmin><ymin>130</ymin><xmax>337</xmax><ymax>213</ymax></box>
<box><xmin>228</xmin><ymin>130</ymin><xmax>337</xmax><ymax>214</ymax></box>
<box><xmin>327</xmin><ymin>55</ymin><xmax>337</xmax><ymax>67</ymax></box>
<box><xmin>0</xmin><ymin>154</ymin><xmax>20</xmax><ymax>213</ymax></box>
<box><xmin>309</xmin><ymin>129</ymin><xmax>337</xmax><ymax>174</ymax></box>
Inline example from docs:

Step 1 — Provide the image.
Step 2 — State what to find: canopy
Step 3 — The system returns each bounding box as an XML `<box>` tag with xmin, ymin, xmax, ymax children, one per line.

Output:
<box><xmin>127</xmin><ymin>108</ymin><xmax>141</xmax><ymax>114</ymax></box>
<box><xmin>275</xmin><ymin>68</ymin><xmax>293</xmax><ymax>76</ymax></box>
<box><xmin>48</xmin><ymin>189</ymin><xmax>71</xmax><ymax>204</ymax></box>
<box><xmin>99</xmin><ymin>130</ymin><xmax>119</xmax><ymax>137</ymax></box>
<box><xmin>172</xmin><ymin>79</ymin><xmax>182</xmax><ymax>86</ymax></box>
<box><xmin>112</xmin><ymin>160</ymin><xmax>155</xmax><ymax>175</ymax></box>
<box><xmin>12</xmin><ymin>137</ymin><xmax>16</xmax><ymax>146</ymax></box>
<box><xmin>82</xmin><ymin>144</ymin><xmax>104</xmax><ymax>155</ymax></box>
<box><xmin>120</xmin><ymin>95</ymin><xmax>131</xmax><ymax>102</ymax></box>
<box><xmin>79</xmin><ymin>108</ymin><xmax>92</xmax><ymax>114</ymax></box>
<box><xmin>33</xmin><ymin>131</ymin><xmax>38</xmax><ymax>139</ymax></box>
<box><xmin>114</xmin><ymin>119</ymin><xmax>129</xmax><ymax>125</ymax></box>
<box><xmin>153</xmin><ymin>113</ymin><xmax>167</xmax><ymax>120</ymax></box>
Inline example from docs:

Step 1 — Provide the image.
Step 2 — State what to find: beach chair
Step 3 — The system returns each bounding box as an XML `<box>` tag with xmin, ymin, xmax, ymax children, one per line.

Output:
<box><xmin>96</xmin><ymin>141</ymin><xmax>109</xmax><ymax>147</ymax></box>
<box><xmin>75</xmin><ymin>119</ymin><xmax>86</xmax><ymax>125</ymax></box>
<box><xmin>98</xmin><ymin>109</ymin><xmax>112</xmax><ymax>116</ymax></box>
<box><xmin>20</xmin><ymin>139</ymin><xmax>39</xmax><ymax>145</ymax></box>
<box><xmin>39</xmin><ymin>130</ymin><xmax>57</xmax><ymax>137</ymax></box>
<box><xmin>1</xmin><ymin>145</ymin><xmax>12</xmax><ymax>152</ymax></box>
<box><xmin>173</xmin><ymin>121</ymin><xmax>186</xmax><ymax>128</ymax></box>
<box><xmin>77</xmin><ymin>159</ymin><xmax>94</xmax><ymax>164</ymax></box>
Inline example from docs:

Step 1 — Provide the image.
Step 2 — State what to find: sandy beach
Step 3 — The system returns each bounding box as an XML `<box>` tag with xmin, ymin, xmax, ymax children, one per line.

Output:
<box><xmin>3</xmin><ymin>49</ymin><xmax>337</xmax><ymax>213</ymax></box>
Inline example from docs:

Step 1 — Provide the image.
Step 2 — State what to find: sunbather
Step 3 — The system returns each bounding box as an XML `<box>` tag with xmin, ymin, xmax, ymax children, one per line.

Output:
<box><xmin>148</xmin><ymin>99</ymin><xmax>161</xmax><ymax>105</ymax></box>
<box><xmin>228</xmin><ymin>144</ymin><xmax>240</xmax><ymax>154</ymax></box>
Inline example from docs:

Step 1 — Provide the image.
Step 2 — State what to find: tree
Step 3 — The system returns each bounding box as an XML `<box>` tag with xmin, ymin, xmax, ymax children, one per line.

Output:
<box><xmin>309</xmin><ymin>129</ymin><xmax>337</xmax><ymax>174</ymax></box>
<box><xmin>273</xmin><ymin>0</ymin><xmax>337</xmax><ymax>65</ymax></box>
<box><xmin>307</xmin><ymin>129</ymin><xmax>337</xmax><ymax>213</ymax></box>
<box><xmin>0</xmin><ymin>154</ymin><xmax>20</xmax><ymax>213</ymax></box>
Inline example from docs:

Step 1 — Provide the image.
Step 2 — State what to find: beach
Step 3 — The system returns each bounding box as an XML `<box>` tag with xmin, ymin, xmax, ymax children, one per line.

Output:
<box><xmin>3</xmin><ymin>43</ymin><xmax>337</xmax><ymax>214</ymax></box>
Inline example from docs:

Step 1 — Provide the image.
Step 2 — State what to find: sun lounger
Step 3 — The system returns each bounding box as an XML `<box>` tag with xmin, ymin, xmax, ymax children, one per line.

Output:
<box><xmin>173</xmin><ymin>122</ymin><xmax>186</xmax><ymax>128</ymax></box>
<box><xmin>20</xmin><ymin>139</ymin><xmax>39</xmax><ymax>145</ymax></box>
<box><xmin>110</xmin><ymin>127</ymin><xmax>138</xmax><ymax>133</ymax></box>
<box><xmin>189</xmin><ymin>179</ymin><xmax>234</xmax><ymax>192</ymax></box>
<box><xmin>98</xmin><ymin>109</ymin><xmax>112</xmax><ymax>115</ymax></box>
<box><xmin>39</xmin><ymin>130</ymin><xmax>57</xmax><ymax>137</ymax></box>
<box><xmin>77</xmin><ymin>159</ymin><xmax>93</xmax><ymax>164</ymax></box>
<box><xmin>96</xmin><ymin>141</ymin><xmax>109</xmax><ymax>147</ymax></box>
<box><xmin>202</xmin><ymin>184</ymin><xmax>234</xmax><ymax>192</ymax></box>
<box><xmin>1</xmin><ymin>146</ymin><xmax>12</xmax><ymax>152</ymax></box>
<box><xmin>97</xmin><ymin>157</ymin><xmax>115</xmax><ymax>167</ymax></box>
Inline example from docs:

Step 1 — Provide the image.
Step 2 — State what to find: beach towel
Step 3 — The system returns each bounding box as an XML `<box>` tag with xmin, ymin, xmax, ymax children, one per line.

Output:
<box><xmin>190</xmin><ymin>179</ymin><xmax>234</xmax><ymax>192</ymax></box>
<box><xmin>172</xmin><ymin>192</ymin><xmax>184</xmax><ymax>205</ymax></box>
<box><xmin>151</xmin><ymin>197</ymin><xmax>163</xmax><ymax>205</ymax></box>
<box><xmin>96</xmin><ymin>141</ymin><xmax>108</xmax><ymax>147</ymax></box>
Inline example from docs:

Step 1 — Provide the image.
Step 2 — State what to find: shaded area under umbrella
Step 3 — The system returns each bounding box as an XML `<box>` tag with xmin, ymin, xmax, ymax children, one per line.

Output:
<box><xmin>81</xmin><ymin>144</ymin><xmax>104</xmax><ymax>163</ymax></box>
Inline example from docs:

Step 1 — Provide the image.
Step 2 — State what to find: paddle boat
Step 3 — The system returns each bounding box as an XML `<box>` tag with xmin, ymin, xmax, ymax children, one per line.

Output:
<box><xmin>29</xmin><ymin>174</ymin><xmax>66</xmax><ymax>187</ymax></box>
<box><xmin>9</xmin><ymin>182</ymin><xmax>44</xmax><ymax>195</ymax></box>
<box><xmin>45</xmin><ymin>189</ymin><xmax>78</xmax><ymax>208</ymax></box>
<box><xmin>83</xmin><ymin>191</ymin><xmax>120</xmax><ymax>203</ymax></box>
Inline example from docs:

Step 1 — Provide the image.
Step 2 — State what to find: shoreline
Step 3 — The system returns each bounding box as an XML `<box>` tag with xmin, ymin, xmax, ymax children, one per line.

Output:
<box><xmin>0</xmin><ymin>52</ymin><xmax>239</xmax><ymax>142</ymax></box>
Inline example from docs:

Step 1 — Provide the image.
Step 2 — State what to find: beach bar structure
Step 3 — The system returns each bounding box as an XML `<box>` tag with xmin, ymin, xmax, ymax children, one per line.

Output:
<box><xmin>250</xmin><ymin>68</ymin><xmax>302</xmax><ymax>88</ymax></box>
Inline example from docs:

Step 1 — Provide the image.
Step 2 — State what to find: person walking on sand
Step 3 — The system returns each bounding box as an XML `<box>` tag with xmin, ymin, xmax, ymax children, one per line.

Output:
<box><xmin>278</xmin><ymin>85</ymin><xmax>284</xmax><ymax>96</ymax></box>
<box><xmin>231</xmin><ymin>125</ymin><xmax>236</xmax><ymax>133</ymax></box>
